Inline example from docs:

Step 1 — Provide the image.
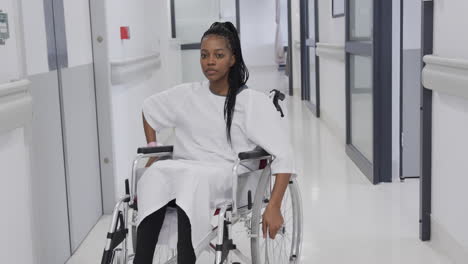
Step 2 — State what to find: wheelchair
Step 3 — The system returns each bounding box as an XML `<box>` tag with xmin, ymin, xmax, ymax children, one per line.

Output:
<box><xmin>101</xmin><ymin>144</ymin><xmax>303</xmax><ymax>264</ymax></box>
<box><xmin>101</xmin><ymin>91</ymin><xmax>302</xmax><ymax>264</ymax></box>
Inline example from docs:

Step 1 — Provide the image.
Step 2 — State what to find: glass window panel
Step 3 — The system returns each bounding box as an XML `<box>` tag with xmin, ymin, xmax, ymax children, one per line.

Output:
<box><xmin>350</xmin><ymin>55</ymin><xmax>373</xmax><ymax>162</ymax></box>
<box><xmin>307</xmin><ymin>0</ymin><xmax>315</xmax><ymax>39</ymax></box>
<box><xmin>280</xmin><ymin>0</ymin><xmax>288</xmax><ymax>47</ymax></box>
<box><xmin>308</xmin><ymin>47</ymin><xmax>316</xmax><ymax>104</ymax></box>
<box><xmin>350</xmin><ymin>0</ymin><xmax>373</xmax><ymax>41</ymax></box>
<box><xmin>219</xmin><ymin>0</ymin><xmax>237</xmax><ymax>25</ymax></box>
<box><xmin>175</xmin><ymin>0</ymin><xmax>237</xmax><ymax>44</ymax></box>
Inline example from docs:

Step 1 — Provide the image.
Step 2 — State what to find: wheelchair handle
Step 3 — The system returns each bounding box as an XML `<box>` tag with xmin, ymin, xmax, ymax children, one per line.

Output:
<box><xmin>270</xmin><ymin>89</ymin><xmax>285</xmax><ymax>118</ymax></box>
<box><xmin>125</xmin><ymin>179</ymin><xmax>130</xmax><ymax>196</ymax></box>
<box><xmin>238</xmin><ymin>148</ymin><xmax>270</xmax><ymax>160</ymax></box>
<box><xmin>131</xmin><ymin>146</ymin><xmax>175</xmax><ymax>205</ymax></box>
<box><xmin>270</xmin><ymin>89</ymin><xmax>285</xmax><ymax>101</ymax></box>
<box><xmin>137</xmin><ymin>145</ymin><xmax>174</xmax><ymax>154</ymax></box>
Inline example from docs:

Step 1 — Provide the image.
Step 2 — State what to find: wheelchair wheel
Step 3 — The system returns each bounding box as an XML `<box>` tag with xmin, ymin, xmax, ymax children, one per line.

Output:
<box><xmin>250</xmin><ymin>170</ymin><xmax>303</xmax><ymax>264</ymax></box>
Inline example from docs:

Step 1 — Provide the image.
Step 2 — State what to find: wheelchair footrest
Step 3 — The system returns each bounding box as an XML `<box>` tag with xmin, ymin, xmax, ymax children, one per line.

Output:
<box><xmin>107</xmin><ymin>228</ymin><xmax>128</xmax><ymax>251</ymax></box>
<box><xmin>215</xmin><ymin>240</ymin><xmax>236</xmax><ymax>251</ymax></box>
<box><xmin>101</xmin><ymin>211</ymin><xmax>128</xmax><ymax>264</ymax></box>
<box><xmin>101</xmin><ymin>249</ymin><xmax>114</xmax><ymax>264</ymax></box>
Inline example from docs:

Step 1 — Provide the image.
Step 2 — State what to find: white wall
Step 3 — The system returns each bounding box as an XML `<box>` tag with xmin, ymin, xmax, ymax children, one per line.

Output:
<box><xmin>0</xmin><ymin>1</ymin><xmax>34</xmax><ymax>262</ymax></box>
<box><xmin>433</xmin><ymin>0</ymin><xmax>468</xmax><ymax>61</ymax></box>
<box><xmin>63</xmin><ymin>0</ymin><xmax>93</xmax><ymax>67</ymax></box>
<box><xmin>106</xmin><ymin>0</ymin><xmax>182</xmax><ymax>198</ymax></box>
<box><xmin>240</xmin><ymin>0</ymin><xmax>277</xmax><ymax>67</ymax></box>
<box><xmin>175</xmin><ymin>0</ymin><xmax>219</xmax><ymax>44</ymax></box>
<box><xmin>318</xmin><ymin>0</ymin><xmax>345</xmax><ymax>44</ymax></box>
<box><xmin>402</xmin><ymin>0</ymin><xmax>421</xmax><ymax>50</ymax></box>
<box><xmin>107</xmin><ymin>0</ymin><xmax>163</xmax><ymax>63</ymax></box>
<box><xmin>21</xmin><ymin>0</ymin><xmax>49</xmax><ymax>75</ymax></box>
<box><xmin>431</xmin><ymin>93</ymin><xmax>468</xmax><ymax>262</ymax></box>
<box><xmin>0</xmin><ymin>128</ymin><xmax>34</xmax><ymax>264</ymax></box>
<box><xmin>280</xmin><ymin>0</ymin><xmax>288</xmax><ymax>47</ymax></box>
<box><xmin>430</xmin><ymin>0</ymin><xmax>468</xmax><ymax>262</ymax></box>
<box><xmin>317</xmin><ymin>0</ymin><xmax>346</xmax><ymax>143</ymax></box>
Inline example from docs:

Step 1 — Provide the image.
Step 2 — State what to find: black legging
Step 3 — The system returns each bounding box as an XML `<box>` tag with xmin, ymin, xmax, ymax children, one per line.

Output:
<box><xmin>133</xmin><ymin>200</ymin><xmax>196</xmax><ymax>264</ymax></box>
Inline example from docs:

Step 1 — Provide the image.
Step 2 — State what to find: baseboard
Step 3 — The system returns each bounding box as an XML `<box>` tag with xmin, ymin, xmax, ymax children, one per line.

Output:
<box><xmin>429</xmin><ymin>216</ymin><xmax>468</xmax><ymax>264</ymax></box>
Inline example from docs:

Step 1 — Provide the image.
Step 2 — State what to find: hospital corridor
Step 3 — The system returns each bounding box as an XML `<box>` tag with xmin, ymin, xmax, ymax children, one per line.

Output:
<box><xmin>1</xmin><ymin>0</ymin><xmax>468</xmax><ymax>264</ymax></box>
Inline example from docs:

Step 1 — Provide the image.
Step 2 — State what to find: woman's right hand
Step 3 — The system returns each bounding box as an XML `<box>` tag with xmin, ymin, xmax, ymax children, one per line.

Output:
<box><xmin>142</xmin><ymin>113</ymin><xmax>159</xmax><ymax>168</ymax></box>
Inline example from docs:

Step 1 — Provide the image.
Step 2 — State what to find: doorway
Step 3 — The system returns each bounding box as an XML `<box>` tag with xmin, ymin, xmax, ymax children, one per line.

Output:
<box><xmin>399</xmin><ymin>0</ymin><xmax>422</xmax><ymax>181</ymax></box>
<box><xmin>27</xmin><ymin>0</ymin><xmax>103</xmax><ymax>262</ymax></box>
<box><xmin>419</xmin><ymin>0</ymin><xmax>434</xmax><ymax>242</ymax></box>
<box><xmin>345</xmin><ymin>0</ymin><xmax>393</xmax><ymax>184</ymax></box>
<box><xmin>172</xmin><ymin>0</ymin><xmax>240</xmax><ymax>83</ymax></box>
<box><xmin>300</xmin><ymin>0</ymin><xmax>320</xmax><ymax>116</ymax></box>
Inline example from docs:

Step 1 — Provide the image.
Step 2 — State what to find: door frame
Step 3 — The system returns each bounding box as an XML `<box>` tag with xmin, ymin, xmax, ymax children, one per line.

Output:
<box><xmin>300</xmin><ymin>0</ymin><xmax>320</xmax><ymax>116</ymax></box>
<box><xmin>345</xmin><ymin>0</ymin><xmax>393</xmax><ymax>184</ymax></box>
<box><xmin>399</xmin><ymin>0</ymin><xmax>420</xmax><ymax>181</ymax></box>
<box><xmin>288</xmin><ymin>0</ymin><xmax>294</xmax><ymax>96</ymax></box>
<box><xmin>89</xmin><ymin>0</ymin><xmax>116</xmax><ymax>214</ymax></box>
<box><xmin>420</xmin><ymin>0</ymin><xmax>433</xmax><ymax>242</ymax></box>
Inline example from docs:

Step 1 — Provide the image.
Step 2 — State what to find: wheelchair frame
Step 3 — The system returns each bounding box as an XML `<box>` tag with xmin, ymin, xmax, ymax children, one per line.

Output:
<box><xmin>101</xmin><ymin>146</ymin><xmax>303</xmax><ymax>264</ymax></box>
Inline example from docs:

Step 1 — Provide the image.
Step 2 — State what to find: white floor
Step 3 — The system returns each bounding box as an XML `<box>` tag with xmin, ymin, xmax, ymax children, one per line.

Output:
<box><xmin>67</xmin><ymin>67</ymin><xmax>453</xmax><ymax>263</ymax></box>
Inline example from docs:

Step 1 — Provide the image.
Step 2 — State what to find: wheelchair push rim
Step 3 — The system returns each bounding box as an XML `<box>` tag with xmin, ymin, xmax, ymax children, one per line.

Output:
<box><xmin>250</xmin><ymin>172</ymin><xmax>303</xmax><ymax>264</ymax></box>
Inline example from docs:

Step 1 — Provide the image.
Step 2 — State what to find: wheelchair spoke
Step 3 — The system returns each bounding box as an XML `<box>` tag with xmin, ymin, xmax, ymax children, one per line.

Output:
<box><xmin>252</xmin><ymin>182</ymin><xmax>300</xmax><ymax>264</ymax></box>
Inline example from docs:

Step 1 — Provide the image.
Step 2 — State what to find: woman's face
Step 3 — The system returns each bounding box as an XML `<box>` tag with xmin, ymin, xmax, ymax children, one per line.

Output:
<box><xmin>200</xmin><ymin>35</ymin><xmax>236</xmax><ymax>82</ymax></box>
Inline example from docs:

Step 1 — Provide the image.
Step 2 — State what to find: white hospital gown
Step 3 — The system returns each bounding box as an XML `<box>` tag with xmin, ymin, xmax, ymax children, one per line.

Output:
<box><xmin>139</xmin><ymin>80</ymin><xmax>295</xmax><ymax>247</ymax></box>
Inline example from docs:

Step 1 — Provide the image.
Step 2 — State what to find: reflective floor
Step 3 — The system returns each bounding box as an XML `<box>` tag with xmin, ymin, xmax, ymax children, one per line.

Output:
<box><xmin>67</xmin><ymin>67</ymin><xmax>452</xmax><ymax>263</ymax></box>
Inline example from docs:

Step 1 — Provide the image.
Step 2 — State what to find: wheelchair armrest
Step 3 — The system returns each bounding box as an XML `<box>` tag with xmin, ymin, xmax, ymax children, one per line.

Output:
<box><xmin>238</xmin><ymin>148</ymin><xmax>270</xmax><ymax>160</ymax></box>
<box><xmin>137</xmin><ymin>145</ymin><xmax>174</xmax><ymax>154</ymax></box>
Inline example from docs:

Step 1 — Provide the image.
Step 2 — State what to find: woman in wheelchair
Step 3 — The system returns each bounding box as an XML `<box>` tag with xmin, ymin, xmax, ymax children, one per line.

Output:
<box><xmin>134</xmin><ymin>22</ymin><xmax>296</xmax><ymax>263</ymax></box>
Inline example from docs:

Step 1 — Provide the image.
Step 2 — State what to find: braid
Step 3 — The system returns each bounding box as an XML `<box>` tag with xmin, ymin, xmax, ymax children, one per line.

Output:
<box><xmin>202</xmin><ymin>22</ymin><xmax>249</xmax><ymax>144</ymax></box>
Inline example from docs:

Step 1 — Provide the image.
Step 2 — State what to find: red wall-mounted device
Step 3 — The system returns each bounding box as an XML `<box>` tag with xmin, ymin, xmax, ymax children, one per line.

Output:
<box><xmin>120</xmin><ymin>26</ymin><xmax>130</xmax><ymax>40</ymax></box>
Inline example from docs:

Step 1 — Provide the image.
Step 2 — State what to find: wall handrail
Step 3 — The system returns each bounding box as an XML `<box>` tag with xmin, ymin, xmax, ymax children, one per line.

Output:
<box><xmin>110</xmin><ymin>52</ymin><xmax>162</xmax><ymax>85</ymax></box>
<box><xmin>0</xmin><ymin>79</ymin><xmax>30</xmax><ymax>97</ymax></box>
<box><xmin>110</xmin><ymin>52</ymin><xmax>160</xmax><ymax>67</ymax></box>
<box><xmin>422</xmin><ymin>55</ymin><xmax>468</xmax><ymax>100</ymax></box>
<box><xmin>0</xmin><ymin>79</ymin><xmax>32</xmax><ymax>134</ymax></box>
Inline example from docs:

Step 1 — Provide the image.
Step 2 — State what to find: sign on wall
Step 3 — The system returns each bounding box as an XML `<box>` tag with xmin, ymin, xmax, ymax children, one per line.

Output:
<box><xmin>0</xmin><ymin>11</ymin><xmax>10</xmax><ymax>45</ymax></box>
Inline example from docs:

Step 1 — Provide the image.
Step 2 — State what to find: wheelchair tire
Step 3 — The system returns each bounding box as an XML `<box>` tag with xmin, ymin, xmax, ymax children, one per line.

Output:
<box><xmin>250</xmin><ymin>169</ymin><xmax>303</xmax><ymax>264</ymax></box>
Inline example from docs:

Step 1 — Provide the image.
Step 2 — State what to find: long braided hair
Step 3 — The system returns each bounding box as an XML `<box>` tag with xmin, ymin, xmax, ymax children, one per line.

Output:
<box><xmin>202</xmin><ymin>22</ymin><xmax>249</xmax><ymax>144</ymax></box>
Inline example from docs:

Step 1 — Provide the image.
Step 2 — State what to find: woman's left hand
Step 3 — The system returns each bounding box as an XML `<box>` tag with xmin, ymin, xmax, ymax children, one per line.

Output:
<box><xmin>262</xmin><ymin>204</ymin><xmax>284</xmax><ymax>239</ymax></box>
